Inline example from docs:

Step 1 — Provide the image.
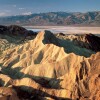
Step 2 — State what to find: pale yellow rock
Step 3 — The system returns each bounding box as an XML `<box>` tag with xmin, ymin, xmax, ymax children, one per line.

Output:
<box><xmin>0</xmin><ymin>31</ymin><xmax>100</xmax><ymax>100</ymax></box>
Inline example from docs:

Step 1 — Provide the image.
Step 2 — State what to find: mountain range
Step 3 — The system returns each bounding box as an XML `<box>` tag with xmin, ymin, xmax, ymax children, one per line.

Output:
<box><xmin>0</xmin><ymin>11</ymin><xmax>100</xmax><ymax>26</ymax></box>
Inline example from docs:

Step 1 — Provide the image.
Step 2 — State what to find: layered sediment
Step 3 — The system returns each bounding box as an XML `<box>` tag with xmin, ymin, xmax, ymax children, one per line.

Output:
<box><xmin>0</xmin><ymin>30</ymin><xmax>100</xmax><ymax>100</ymax></box>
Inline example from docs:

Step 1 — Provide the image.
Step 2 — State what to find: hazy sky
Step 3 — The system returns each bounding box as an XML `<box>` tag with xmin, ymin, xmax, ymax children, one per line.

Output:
<box><xmin>0</xmin><ymin>0</ymin><xmax>100</xmax><ymax>16</ymax></box>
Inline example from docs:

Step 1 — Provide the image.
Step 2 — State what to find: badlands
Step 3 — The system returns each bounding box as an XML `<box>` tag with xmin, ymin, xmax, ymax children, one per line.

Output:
<box><xmin>0</xmin><ymin>25</ymin><xmax>100</xmax><ymax>100</ymax></box>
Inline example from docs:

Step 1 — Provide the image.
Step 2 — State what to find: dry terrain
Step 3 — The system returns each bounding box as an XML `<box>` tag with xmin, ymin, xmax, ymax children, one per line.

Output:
<box><xmin>25</xmin><ymin>26</ymin><xmax>100</xmax><ymax>34</ymax></box>
<box><xmin>0</xmin><ymin>25</ymin><xmax>100</xmax><ymax>100</ymax></box>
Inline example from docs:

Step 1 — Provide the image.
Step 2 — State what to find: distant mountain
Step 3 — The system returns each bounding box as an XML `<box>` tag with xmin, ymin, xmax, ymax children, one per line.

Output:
<box><xmin>0</xmin><ymin>11</ymin><xmax>100</xmax><ymax>26</ymax></box>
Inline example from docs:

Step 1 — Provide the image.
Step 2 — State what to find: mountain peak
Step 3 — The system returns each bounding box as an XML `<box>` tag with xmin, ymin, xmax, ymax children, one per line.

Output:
<box><xmin>0</xmin><ymin>11</ymin><xmax>100</xmax><ymax>26</ymax></box>
<box><xmin>35</xmin><ymin>30</ymin><xmax>60</xmax><ymax>46</ymax></box>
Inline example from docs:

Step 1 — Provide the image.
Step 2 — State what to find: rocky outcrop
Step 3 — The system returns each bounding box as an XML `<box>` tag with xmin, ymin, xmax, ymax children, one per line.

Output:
<box><xmin>85</xmin><ymin>34</ymin><xmax>100</xmax><ymax>51</ymax></box>
<box><xmin>0</xmin><ymin>25</ymin><xmax>37</xmax><ymax>36</ymax></box>
<box><xmin>56</xmin><ymin>33</ymin><xmax>100</xmax><ymax>52</ymax></box>
<box><xmin>0</xmin><ymin>87</ymin><xmax>19</xmax><ymax>100</ymax></box>
<box><xmin>0</xmin><ymin>31</ymin><xmax>100</xmax><ymax>100</ymax></box>
<box><xmin>0</xmin><ymin>25</ymin><xmax>37</xmax><ymax>53</ymax></box>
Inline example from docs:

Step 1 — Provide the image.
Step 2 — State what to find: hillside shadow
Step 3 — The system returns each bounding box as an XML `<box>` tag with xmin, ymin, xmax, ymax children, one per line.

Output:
<box><xmin>1</xmin><ymin>66</ymin><xmax>63</xmax><ymax>89</ymax></box>
<box><xmin>0</xmin><ymin>66</ymin><xmax>70</xmax><ymax>99</ymax></box>
<box><xmin>68</xmin><ymin>33</ymin><xmax>100</xmax><ymax>52</ymax></box>
<box><xmin>0</xmin><ymin>78</ymin><xmax>5</xmax><ymax>86</ymax></box>
<box><xmin>0</xmin><ymin>25</ymin><xmax>37</xmax><ymax>44</ymax></box>
<box><xmin>42</xmin><ymin>31</ymin><xmax>95</xmax><ymax>57</ymax></box>
<box><xmin>84</xmin><ymin>34</ymin><xmax>100</xmax><ymax>52</ymax></box>
<box><xmin>13</xmin><ymin>85</ymin><xmax>72</xmax><ymax>100</ymax></box>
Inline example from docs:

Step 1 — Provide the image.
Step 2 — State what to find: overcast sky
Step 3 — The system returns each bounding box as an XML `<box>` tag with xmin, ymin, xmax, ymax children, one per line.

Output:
<box><xmin>0</xmin><ymin>0</ymin><xmax>100</xmax><ymax>16</ymax></box>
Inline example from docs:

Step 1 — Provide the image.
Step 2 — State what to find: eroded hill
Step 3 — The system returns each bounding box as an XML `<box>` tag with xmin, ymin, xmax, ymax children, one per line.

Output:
<box><xmin>0</xmin><ymin>25</ymin><xmax>37</xmax><ymax>53</ymax></box>
<box><xmin>56</xmin><ymin>33</ymin><xmax>100</xmax><ymax>52</ymax></box>
<box><xmin>0</xmin><ymin>30</ymin><xmax>100</xmax><ymax>100</ymax></box>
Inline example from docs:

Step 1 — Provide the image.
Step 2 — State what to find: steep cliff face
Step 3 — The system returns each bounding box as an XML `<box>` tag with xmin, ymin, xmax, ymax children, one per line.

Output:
<box><xmin>0</xmin><ymin>31</ymin><xmax>100</xmax><ymax>100</ymax></box>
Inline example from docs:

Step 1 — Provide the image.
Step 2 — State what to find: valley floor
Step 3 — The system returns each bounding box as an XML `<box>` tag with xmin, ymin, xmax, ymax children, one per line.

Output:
<box><xmin>24</xmin><ymin>26</ymin><xmax>100</xmax><ymax>34</ymax></box>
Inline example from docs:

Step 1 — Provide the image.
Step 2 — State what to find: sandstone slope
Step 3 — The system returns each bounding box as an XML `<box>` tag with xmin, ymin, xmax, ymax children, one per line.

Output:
<box><xmin>0</xmin><ymin>31</ymin><xmax>100</xmax><ymax>100</ymax></box>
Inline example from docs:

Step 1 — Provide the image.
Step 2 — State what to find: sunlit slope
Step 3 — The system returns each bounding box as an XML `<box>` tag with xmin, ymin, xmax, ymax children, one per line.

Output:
<box><xmin>0</xmin><ymin>31</ymin><xmax>100</xmax><ymax>100</ymax></box>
